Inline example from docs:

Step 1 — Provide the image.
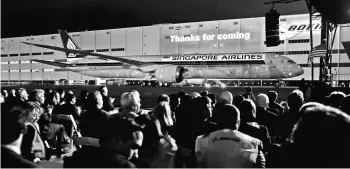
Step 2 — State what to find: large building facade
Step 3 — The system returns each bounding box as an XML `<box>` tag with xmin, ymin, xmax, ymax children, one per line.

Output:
<box><xmin>1</xmin><ymin>14</ymin><xmax>350</xmax><ymax>85</ymax></box>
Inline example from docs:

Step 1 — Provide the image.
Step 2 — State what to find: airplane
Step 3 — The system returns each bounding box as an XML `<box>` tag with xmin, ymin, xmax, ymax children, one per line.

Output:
<box><xmin>22</xmin><ymin>30</ymin><xmax>304</xmax><ymax>86</ymax></box>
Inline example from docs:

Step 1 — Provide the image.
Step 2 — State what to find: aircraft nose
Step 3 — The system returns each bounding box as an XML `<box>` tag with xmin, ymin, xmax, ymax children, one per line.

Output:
<box><xmin>296</xmin><ymin>67</ymin><xmax>304</xmax><ymax>76</ymax></box>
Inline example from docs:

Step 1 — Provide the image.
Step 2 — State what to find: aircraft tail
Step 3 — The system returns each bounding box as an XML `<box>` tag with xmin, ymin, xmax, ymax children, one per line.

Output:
<box><xmin>58</xmin><ymin>30</ymin><xmax>86</xmax><ymax>58</ymax></box>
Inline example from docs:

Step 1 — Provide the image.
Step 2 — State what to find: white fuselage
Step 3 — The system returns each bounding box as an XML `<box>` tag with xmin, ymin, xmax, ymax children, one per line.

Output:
<box><xmin>65</xmin><ymin>53</ymin><xmax>304</xmax><ymax>80</ymax></box>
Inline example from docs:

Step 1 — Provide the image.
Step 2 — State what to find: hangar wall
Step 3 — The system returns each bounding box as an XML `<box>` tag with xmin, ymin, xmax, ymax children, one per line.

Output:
<box><xmin>1</xmin><ymin>14</ymin><xmax>350</xmax><ymax>83</ymax></box>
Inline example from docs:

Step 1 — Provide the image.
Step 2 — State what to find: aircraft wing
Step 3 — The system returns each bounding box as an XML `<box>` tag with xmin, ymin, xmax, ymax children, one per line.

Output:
<box><xmin>22</xmin><ymin>42</ymin><xmax>149</xmax><ymax>66</ymax></box>
<box><xmin>32</xmin><ymin>59</ymin><xmax>71</xmax><ymax>67</ymax></box>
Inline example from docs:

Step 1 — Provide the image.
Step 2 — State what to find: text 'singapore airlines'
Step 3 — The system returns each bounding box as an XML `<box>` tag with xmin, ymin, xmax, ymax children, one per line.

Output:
<box><xmin>162</xmin><ymin>54</ymin><xmax>265</xmax><ymax>62</ymax></box>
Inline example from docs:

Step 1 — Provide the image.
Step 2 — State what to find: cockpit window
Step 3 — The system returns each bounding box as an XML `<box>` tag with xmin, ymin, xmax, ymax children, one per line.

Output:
<box><xmin>287</xmin><ymin>60</ymin><xmax>296</xmax><ymax>64</ymax></box>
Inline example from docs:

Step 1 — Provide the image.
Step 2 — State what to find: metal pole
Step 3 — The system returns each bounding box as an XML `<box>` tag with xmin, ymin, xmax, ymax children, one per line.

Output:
<box><xmin>307</xmin><ymin>0</ymin><xmax>314</xmax><ymax>83</ymax></box>
<box><xmin>320</xmin><ymin>17</ymin><xmax>327</xmax><ymax>83</ymax></box>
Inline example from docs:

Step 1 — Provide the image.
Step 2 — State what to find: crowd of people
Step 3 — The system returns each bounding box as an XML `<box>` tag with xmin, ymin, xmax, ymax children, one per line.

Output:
<box><xmin>1</xmin><ymin>85</ymin><xmax>350</xmax><ymax>168</ymax></box>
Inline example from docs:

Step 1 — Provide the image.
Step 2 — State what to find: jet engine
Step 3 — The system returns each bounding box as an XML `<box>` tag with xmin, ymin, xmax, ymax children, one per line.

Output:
<box><xmin>154</xmin><ymin>66</ymin><xmax>186</xmax><ymax>83</ymax></box>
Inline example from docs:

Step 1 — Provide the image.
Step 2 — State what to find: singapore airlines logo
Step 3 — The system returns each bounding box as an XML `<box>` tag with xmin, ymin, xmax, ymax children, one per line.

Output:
<box><xmin>67</xmin><ymin>39</ymin><xmax>77</xmax><ymax>58</ymax></box>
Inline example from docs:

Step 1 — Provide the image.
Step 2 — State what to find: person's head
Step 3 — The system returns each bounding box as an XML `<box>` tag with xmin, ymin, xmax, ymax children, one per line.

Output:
<box><xmin>99</xmin><ymin>86</ymin><xmax>108</xmax><ymax>96</ymax></box>
<box><xmin>341</xmin><ymin>95</ymin><xmax>350</xmax><ymax>116</ymax></box>
<box><xmin>291</xmin><ymin>104</ymin><xmax>350</xmax><ymax>167</ymax></box>
<box><xmin>216</xmin><ymin>104</ymin><xmax>240</xmax><ymax>130</ymax></box>
<box><xmin>57</xmin><ymin>88</ymin><xmax>65</xmax><ymax>99</ymax></box>
<box><xmin>1</xmin><ymin>89</ymin><xmax>8</xmax><ymax>98</ymax></box>
<box><xmin>44</xmin><ymin>88</ymin><xmax>52</xmax><ymax>97</ymax></box>
<box><xmin>10</xmin><ymin>89</ymin><xmax>16</xmax><ymax>97</ymax></box>
<box><xmin>200</xmin><ymin>90</ymin><xmax>209</xmax><ymax>97</ymax></box>
<box><xmin>256</xmin><ymin>93</ymin><xmax>269</xmax><ymax>108</ymax></box>
<box><xmin>178</xmin><ymin>90</ymin><xmax>187</xmax><ymax>99</ymax></box>
<box><xmin>267</xmin><ymin>91</ymin><xmax>278</xmax><ymax>102</ymax></box>
<box><xmin>329</xmin><ymin>91</ymin><xmax>346</xmax><ymax>108</ymax></box>
<box><xmin>157</xmin><ymin>94</ymin><xmax>170</xmax><ymax>104</ymax></box>
<box><xmin>287</xmin><ymin>90</ymin><xmax>304</xmax><ymax>111</ymax></box>
<box><xmin>218</xmin><ymin>91</ymin><xmax>233</xmax><ymax>105</ymax></box>
<box><xmin>29</xmin><ymin>89</ymin><xmax>45</xmax><ymax>105</ymax></box>
<box><xmin>239</xmin><ymin>99</ymin><xmax>256</xmax><ymax>122</ymax></box>
<box><xmin>65</xmin><ymin>93</ymin><xmax>76</xmax><ymax>105</ymax></box>
<box><xmin>1</xmin><ymin>106</ymin><xmax>30</xmax><ymax>145</ymax></box>
<box><xmin>190</xmin><ymin>92</ymin><xmax>201</xmax><ymax>99</ymax></box>
<box><xmin>192</xmin><ymin>96</ymin><xmax>213</xmax><ymax>121</ymax></box>
<box><xmin>17</xmin><ymin>88</ymin><xmax>28</xmax><ymax>101</ymax></box>
<box><xmin>87</xmin><ymin>91</ymin><xmax>103</xmax><ymax>109</ymax></box>
<box><xmin>233</xmin><ymin>95</ymin><xmax>244</xmax><ymax>107</ymax></box>
<box><xmin>80</xmin><ymin>89</ymin><xmax>89</xmax><ymax>99</ymax></box>
<box><xmin>99</xmin><ymin>116</ymin><xmax>143</xmax><ymax>160</ymax></box>
<box><xmin>26</xmin><ymin>102</ymin><xmax>43</xmax><ymax>123</ymax></box>
<box><xmin>120</xmin><ymin>92</ymin><xmax>140</xmax><ymax>113</ymax></box>
<box><xmin>152</xmin><ymin>101</ymin><xmax>174</xmax><ymax>128</ymax></box>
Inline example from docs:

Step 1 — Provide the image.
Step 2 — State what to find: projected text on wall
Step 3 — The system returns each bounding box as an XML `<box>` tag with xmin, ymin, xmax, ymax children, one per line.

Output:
<box><xmin>170</xmin><ymin>32</ymin><xmax>251</xmax><ymax>42</ymax></box>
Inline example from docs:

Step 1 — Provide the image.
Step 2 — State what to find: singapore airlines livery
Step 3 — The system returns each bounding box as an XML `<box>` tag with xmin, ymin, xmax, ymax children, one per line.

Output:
<box><xmin>23</xmin><ymin>30</ymin><xmax>304</xmax><ymax>84</ymax></box>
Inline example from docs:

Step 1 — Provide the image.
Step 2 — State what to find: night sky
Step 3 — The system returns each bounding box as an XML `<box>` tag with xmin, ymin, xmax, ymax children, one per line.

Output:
<box><xmin>1</xmin><ymin>0</ymin><xmax>308</xmax><ymax>38</ymax></box>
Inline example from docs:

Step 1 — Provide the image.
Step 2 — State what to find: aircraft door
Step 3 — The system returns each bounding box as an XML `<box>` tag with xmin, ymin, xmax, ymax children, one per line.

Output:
<box><xmin>268</xmin><ymin>57</ymin><xmax>277</xmax><ymax>68</ymax></box>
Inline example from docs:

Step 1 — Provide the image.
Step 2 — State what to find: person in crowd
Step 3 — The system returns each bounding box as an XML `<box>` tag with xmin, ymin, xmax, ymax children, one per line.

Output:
<box><xmin>178</xmin><ymin>90</ymin><xmax>187</xmax><ymax>101</ymax></box>
<box><xmin>2</xmin><ymin>89</ymin><xmax>8</xmax><ymax>99</ymax></box>
<box><xmin>79</xmin><ymin>91</ymin><xmax>109</xmax><ymax>139</ymax></box>
<box><xmin>174</xmin><ymin>94</ymin><xmax>197</xmax><ymax>168</ymax></box>
<box><xmin>77</xmin><ymin>89</ymin><xmax>89</xmax><ymax>111</ymax></box>
<box><xmin>341</xmin><ymin>94</ymin><xmax>350</xmax><ymax>115</ymax></box>
<box><xmin>44</xmin><ymin>92</ymin><xmax>62</xmax><ymax>115</ymax></box>
<box><xmin>284</xmin><ymin>103</ymin><xmax>350</xmax><ymax>167</ymax></box>
<box><xmin>21</xmin><ymin>102</ymin><xmax>47</xmax><ymax>162</ymax></box>
<box><xmin>242</xmin><ymin>86</ymin><xmax>256</xmax><ymax>101</ymax></box>
<box><xmin>64</xmin><ymin>116</ymin><xmax>144</xmax><ymax>168</ymax></box>
<box><xmin>195</xmin><ymin>104</ymin><xmax>265</xmax><ymax>168</ymax></box>
<box><xmin>60</xmin><ymin>93</ymin><xmax>80</xmax><ymax>121</ymax></box>
<box><xmin>256</xmin><ymin>93</ymin><xmax>278</xmax><ymax>136</ymax></box>
<box><xmin>44</xmin><ymin>88</ymin><xmax>52</xmax><ymax>99</ymax></box>
<box><xmin>5</xmin><ymin>88</ymin><xmax>17</xmax><ymax>108</ymax></box>
<box><xmin>156</xmin><ymin>94</ymin><xmax>170</xmax><ymax>104</ymax></box>
<box><xmin>211</xmin><ymin>91</ymin><xmax>233</xmax><ymax>124</ymax></box>
<box><xmin>277</xmin><ymin>89</ymin><xmax>304</xmax><ymax>142</ymax></box>
<box><xmin>56</xmin><ymin>88</ymin><xmax>66</xmax><ymax>105</ymax></box>
<box><xmin>131</xmin><ymin>90</ymin><xmax>149</xmax><ymax>116</ymax></box>
<box><xmin>0</xmin><ymin>93</ymin><xmax>4</xmax><ymax>103</ymax></box>
<box><xmin>57</xmin><ymin>93</ymin><xmax>81</xmax><ymax>137</ymax></box>
<box><xmin>200</xmin><ymin>90</ymin><xmax>209</xmax><ymax>97</ymax></box>
<box><xmin>233</xmin><ymin>95</ymin><xmax>244</xmax><ymax>107</ymax></box>
<box><xmin>30</xmin><ymin>89</ymin><xmax>70</xmax><ymax>157</ymax></box>
<box><xmin>207</xmin><ymin>93</ymin><xmax>217</xmax><ymax>108</ymax></box>
<box><xmin>1</xmin><ymin>106</ymin><xmax>41</xmax><ymax>168</ymax></box>
<box><xmin>118</xmin><ymin>92</ymin><xmax>141</xmax><ymax>119</ymax></box>
<box><xmin>99</xmin><ymin>86</ymin><xmax>115</xmax><ymax>112</ymax></box>
<box><xmin>169</xmin><ymin>94</ymin><xmax>180</xmax><ymax>113</ymax></box>
<box><xmin>328</xmin><ymin>91</ymin><xmax>346</xmax><ymax>109</ymax></box>
<box><xmin>191</xmin><ymin>96</ymin><xmax>218</xmax><ymax>138</ymax></box>
<box><xmin>267</xmin><ymin>91</ymin><xmax>284</xmax><ymax>115</ymax></box>
<box><xmin>238</xmin><ymin>99</ymin><xmax>271</xmax><ymax>153</ymax></box>
<box><xmin>14</xmin><ymin>88</ymin><xmax>29</xmax><ymax>107</ymax></box>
